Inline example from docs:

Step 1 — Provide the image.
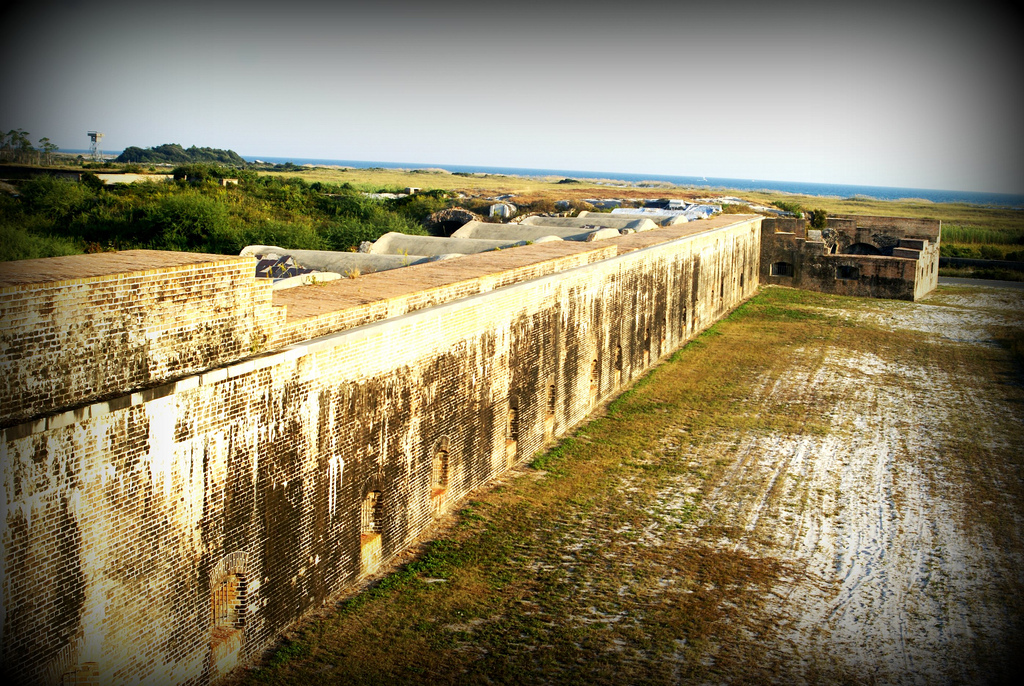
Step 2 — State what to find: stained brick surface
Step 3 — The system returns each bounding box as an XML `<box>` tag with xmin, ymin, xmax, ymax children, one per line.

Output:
<box><xmin>759</xmin><ymin>215</ymin><xmax>940</xmax><ymax>300</ymax></box>
<box><xmin>0</xmin><ymin>251</ymin><xmax>282</xmax><ymax>425</ymax></box>
<box><xmin>1</xmin><ymin>218</ymin><xmax>762</xmax><ymax>685</ymax></box>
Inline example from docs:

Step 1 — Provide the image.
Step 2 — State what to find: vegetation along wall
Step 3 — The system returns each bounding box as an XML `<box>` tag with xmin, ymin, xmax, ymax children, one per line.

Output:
<box><xmin>0</xmin><ymin>217</ymin><xmax>761</xmax><ymax>685</ymax></box>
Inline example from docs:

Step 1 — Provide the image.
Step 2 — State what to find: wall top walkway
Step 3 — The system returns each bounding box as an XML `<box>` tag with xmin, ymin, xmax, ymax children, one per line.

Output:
<box><xmin>0</xmin><ymin>249</ymin><xmax>250</xmax><ymax>288</ymax></box>
<box><xmin>272</xmin><ymin>215</ymin><xmax>762</xmax><ymax>334</ymax></box>
<box><xmin>273</xmin><ymin>240</ymin><xmax>609</xmax><ymax>322</ymax></box>
<box><xmin>610</xmin><ymin>214</ymin><xmax>760</xmax><ymax>253</ymax></box>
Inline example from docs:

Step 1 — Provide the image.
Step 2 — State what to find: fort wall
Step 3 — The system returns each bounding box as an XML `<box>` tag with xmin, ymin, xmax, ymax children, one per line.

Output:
<box><xmin>759</xmin><ymin>216</ymin><xmax>940</xmax><ymax>300</ymax></box>
<box><xmin>1</xmin><ymin>218</ymin><xmax>761</xmax><ymax>685</ymax></box>
<box><xmin>0</xmin><ymin>251</ymin><xmax>281</xmax><ymax>426</ymax></box>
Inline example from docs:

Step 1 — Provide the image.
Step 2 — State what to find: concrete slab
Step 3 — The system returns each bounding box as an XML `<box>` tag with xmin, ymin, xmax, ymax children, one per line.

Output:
<box><xmin>364</xmin><ymin>232</ymin><xmax>526</xmax><ymax>257</ymax></box>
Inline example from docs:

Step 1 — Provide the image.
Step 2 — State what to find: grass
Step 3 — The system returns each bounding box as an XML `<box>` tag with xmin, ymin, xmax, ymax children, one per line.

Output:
<box><xmin>5</xmin><ymin>163</ymin><xmax>1020</xmax><ymax>261</ymax></box>
<box><xmin>942</xmin><ymin>224</ymin><xmax>1024</xmax><ymax>246</ymax></box>
<box><xmin>232</xmin><ymin>284</ymin><xmax>1024</xmax><ymax>684</ymax></box>
<box><xmin>939</xmin><ymin>266</ymin><xmax>1024</xmax><ymax>282</ymax></box>
<box><xmin>254</xmin><ymin>166</ymin><xmax>1023</xmax><ymax>243</ymax></box>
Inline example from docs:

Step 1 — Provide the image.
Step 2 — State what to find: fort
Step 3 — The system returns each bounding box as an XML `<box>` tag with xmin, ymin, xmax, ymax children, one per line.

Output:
<box><xmin>0</xmin><ymin>212</ymin><xmax>939</xmax><ymax>684</ymax></box>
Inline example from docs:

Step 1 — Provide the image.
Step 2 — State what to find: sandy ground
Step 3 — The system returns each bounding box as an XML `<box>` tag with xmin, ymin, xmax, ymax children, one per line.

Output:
<box><xmin>640</xmin><ymin>286</ymin><xmax>1024</xmax><ymax>683</ymax></box>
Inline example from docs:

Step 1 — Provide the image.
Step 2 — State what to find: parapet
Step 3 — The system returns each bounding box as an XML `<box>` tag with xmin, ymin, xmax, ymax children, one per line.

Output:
<box><xmin>0</xmin><ymin>250</ymin><xmax>282</xmax><ymax>426</ymax></box>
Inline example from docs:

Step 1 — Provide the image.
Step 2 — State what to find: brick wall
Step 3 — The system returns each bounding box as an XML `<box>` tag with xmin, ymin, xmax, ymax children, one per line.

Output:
<box><xmin>760</xmin><ymin>216</ymin><xmax>940</xmax><ymax>301</ymax></box>
<box><xmin>0</xmin><ymin>251</ymin><xmax>282</xmax><ymax>426</ymax></box>
<box><xmin>0</xmin><ymin>219</ymin><xmax>761</xmax><ymax>685</ymax></box>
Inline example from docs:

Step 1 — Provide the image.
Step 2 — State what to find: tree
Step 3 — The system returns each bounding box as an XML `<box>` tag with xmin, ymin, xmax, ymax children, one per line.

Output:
<box><xmin>9</xmin><ymin>129</ymin><xmax>35</xmax><ymax>164</ymax></box>
<box><xmin>38</xmin><ymin>137</ymin><xmax>58</xmax><ymax>165</ymax></box>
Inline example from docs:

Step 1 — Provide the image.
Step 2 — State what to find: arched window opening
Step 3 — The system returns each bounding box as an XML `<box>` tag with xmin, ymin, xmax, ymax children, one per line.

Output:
<box><xmin>209</xmin><ymin>551</ymin><xmax>250</xmax><ymax>676</ymax></box>
<box><xmin>544</xmin><ymin>377</ymin><xmax>557</xmax><ymax>440</ymax></box>
<box><xmin>212</xmin><ymin>573</ymin><xmax>247</xmax><ymax>633</ymax></box>
<box><xmin>505</xmin><ymin>398</ymin><xmax>520</xmax><ymax>466</ymax></box>
<box><xmin>615</xmin><ymin>345</ymin><xmax>623</xmax><ymax>371</ymax></box>
<box><xmin>740</xmin><ymin>273</ymin><xmax>745</xmax><ymax>289</ymax></box>
<box><xmin>361</xmin><ymin>490</ymin><xmax>382</xmax><ymax>535</ymax></box>
<box><xmin>432</xmin><ymin>440</ymin><xmax>449</xmax><ymax>495</ymax></box>
<box><xmin>507</xmin><ymin>407</ymin><xmax>519</xmax><ymax>443</ymax></box>
<box><xmin>360</xmin><ymin>490</ymin><xmax>384</xmax><ymax>574</ymax></box>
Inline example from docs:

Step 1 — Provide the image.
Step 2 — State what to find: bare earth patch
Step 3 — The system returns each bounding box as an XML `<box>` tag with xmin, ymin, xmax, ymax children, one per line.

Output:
<box><xmin>640</xmin><ymin>287</ymin><xmax>1024</xmax><ymax>683</ymax></box>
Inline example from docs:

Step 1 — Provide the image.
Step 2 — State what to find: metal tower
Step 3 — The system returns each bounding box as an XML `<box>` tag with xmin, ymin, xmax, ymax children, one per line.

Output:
<box><xmin>87</xmin><ymin>131</ymin><xmax>104</xmax><ymax>161</ymax></box>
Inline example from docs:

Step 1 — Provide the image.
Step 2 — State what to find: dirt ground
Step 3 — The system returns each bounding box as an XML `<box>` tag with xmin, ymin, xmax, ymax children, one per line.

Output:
<box><xmin>242</xmin><ymin>285</ymin><xmax>1024</xmax><ymax>685</ymax></box>
<box><xmin>639</xmin><ymin>286</ymin><xmax>1024</xmax><ymax>683</ymax></box>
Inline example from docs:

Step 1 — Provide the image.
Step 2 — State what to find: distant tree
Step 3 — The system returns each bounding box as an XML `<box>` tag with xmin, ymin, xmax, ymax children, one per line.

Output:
<box><xmin>116</xmin><ymin>143</ymin><xmax>246</xmax><ymax>166</ymax></box>
<box><xmin>38</xmin><ymin>137</ymin><xmax>58</xmax><ymax>165</ymax></box>
<box><xmin>1</xmin><ymin>129</ymin><xmax>35</xmax><ymax>163</ymax></box>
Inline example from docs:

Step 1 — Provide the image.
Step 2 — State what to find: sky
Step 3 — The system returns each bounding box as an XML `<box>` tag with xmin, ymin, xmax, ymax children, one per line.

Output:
<box><xmin>1</xmin><ymin>0</ymin><xmax>1022</xmax><ymax>194</ymax></box>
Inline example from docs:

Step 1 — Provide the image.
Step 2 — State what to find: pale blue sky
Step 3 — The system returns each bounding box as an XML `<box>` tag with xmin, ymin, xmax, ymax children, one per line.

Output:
<box><xmin>1</xmin><ymin>0</ymin><xmax>1021</xmax><ymax>193</ymax></box>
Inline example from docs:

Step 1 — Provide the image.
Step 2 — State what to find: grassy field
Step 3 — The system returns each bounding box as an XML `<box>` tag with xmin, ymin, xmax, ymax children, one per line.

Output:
<box><xmin>4</xmin><ymin>162</ymin><xmax>1020</xmax><ymax>262</ymax></box>
<box><xmin>231</xmin><ymin>285</ymin><xmax>1024</xmax><ymax>685</ymax></box>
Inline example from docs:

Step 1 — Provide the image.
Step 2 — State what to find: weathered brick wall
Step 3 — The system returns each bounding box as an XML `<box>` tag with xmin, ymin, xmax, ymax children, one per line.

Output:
<box><xmin>0</xmin><ymin>251</ymin><xmax>282</xmax><ymax>426</ymax></box>
<box><xmin>913</xmin><ymin>241</ymin><xmax>941</xmax><ymax>299</ymax></box>
<box><xmin>832</xmin><ymin>214</ymin><xmax>941</xmax><ymax>243</ymax></box>
<box><xmin>760</xmin><ymin>217</ymin><xmax>939</xmax><ymax>300</ymax></box>
<box><xmin>0</xmin><ymin>219</ymin><xmax>761</xmax><ymax>685</ymax></box>
<box><xmin>270</xmin><ymin>243</ymin><xmax>616</xmax><ymax>348</ymax></box>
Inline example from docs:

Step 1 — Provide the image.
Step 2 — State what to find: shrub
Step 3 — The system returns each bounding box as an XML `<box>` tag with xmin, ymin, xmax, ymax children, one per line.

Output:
<box><xmin>979</xmin><ymin>245</ymin><xmax>1005</xmax><ymax>260</ymax></box>
<box><xmin>808</xmin><ymin>209</ymin><xmax>828</xmax><ymax>229</ymax></box>
<box><xmin>20</xmin><ymin>176</ymin><xmax>95</xmax><ymax>222</ymax></box>
<box><xmin>146</xmin><ymin>193</ymin><xmax>234</xmax><ymax>251</ymax></box>
<box><xmin>237</xmin><ymin>219</ymin><xmax>323</xmax><ymax>252</ymax></box>
<box><xmin>771</xmin><ymin>200</ymin><xmax>804</xmax><ymax>217</ymax></box>
<box><xmin>0</xmin><ymin>223</ymin><xmax>81</xmax><ymax>261</ymax></box>
<box><xmin>722</xmin><ymin>203</ymin><xmax>755</xmax><ymax>214</ymax></box>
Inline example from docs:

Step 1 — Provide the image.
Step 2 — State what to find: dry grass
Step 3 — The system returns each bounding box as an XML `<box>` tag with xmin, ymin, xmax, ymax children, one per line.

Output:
<box><xmin>235</xmin><ymin>285</ymin><xmax>1024</xmax><ymax>685</ymax></box>
<box><xmin>255</xmin><ymin>167</ymin><xmax>1024</xmax><ymax>241</ymax></box>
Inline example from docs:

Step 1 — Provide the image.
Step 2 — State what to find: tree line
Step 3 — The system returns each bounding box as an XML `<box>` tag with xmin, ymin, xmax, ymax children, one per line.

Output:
<box><xmin>0</xmin><ymin>166</ymin><xmax>451</xmax><ymax>262</ymax></box>
<box><xmin>1</xmin><ymin>129</ymin><xmax>59</xmax><ymax>165</ymax></box>
<box><xmin>116</xmin><ymin>143</ymin><xmax>247</xmax><ymax>165</ymax></box>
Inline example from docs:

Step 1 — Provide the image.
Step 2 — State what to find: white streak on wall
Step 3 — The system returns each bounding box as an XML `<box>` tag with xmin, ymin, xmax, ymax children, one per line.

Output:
<box><xmin>328</xmin><ymin>456</ymin><xmax>343</xmax><ymax>519</ymax></box>
<box><xmin>146</xmin><ymin>395</ymin><xmax>177</xmax><ymax>500</ymax></box>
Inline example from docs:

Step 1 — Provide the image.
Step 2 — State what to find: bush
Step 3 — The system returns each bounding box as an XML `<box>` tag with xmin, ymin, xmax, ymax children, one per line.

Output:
<box><xmin>146</xmin><ymin>193</ymin><xmax>234</xmax><ymax>251</ymax></box>
<box><xmin>808</xmin><ymin>209</ymin><xmax>828</xmax><ymax>229</ymax></box>
<box><xmin>237</xmin><ymin>219</ymin><xmax>323</xmax><ymax>252</ymax></box>
<box><xmin>172</xmin><ymin>163</ymin><xmax>223</xmax><ymax>183</ymax></box>
<box><xmin>20</xmin><ymin>176</ymin><xmax>95</xmax><ymax>222</ymax></box>
<box><xmin>387</xmin><ymin>193</ymin><xmax>452</xmax><ymax>224</ymax></box>
<box><xmin>0</xmin><ymin>223</ymin><xmax>81</xmax><ymax>262</ymax></box>
<box><xmin>941</xmin><ymin>244</ymin><xmax>980</xmax><ymax>258</ymax></box>
<box><xmin>979</xmin><ymin>245</ymin><xmax>1005</xmax><ymax>260</ymax></box>
<box><xmin>722</xmin><ymin>203</ymin><xmax>755</xmax><ymax>214</ymax></box>
<box><xmin>771</xmin><ymin>200</ymin><xmax>804</xmax><ymax>217</ymax></box>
